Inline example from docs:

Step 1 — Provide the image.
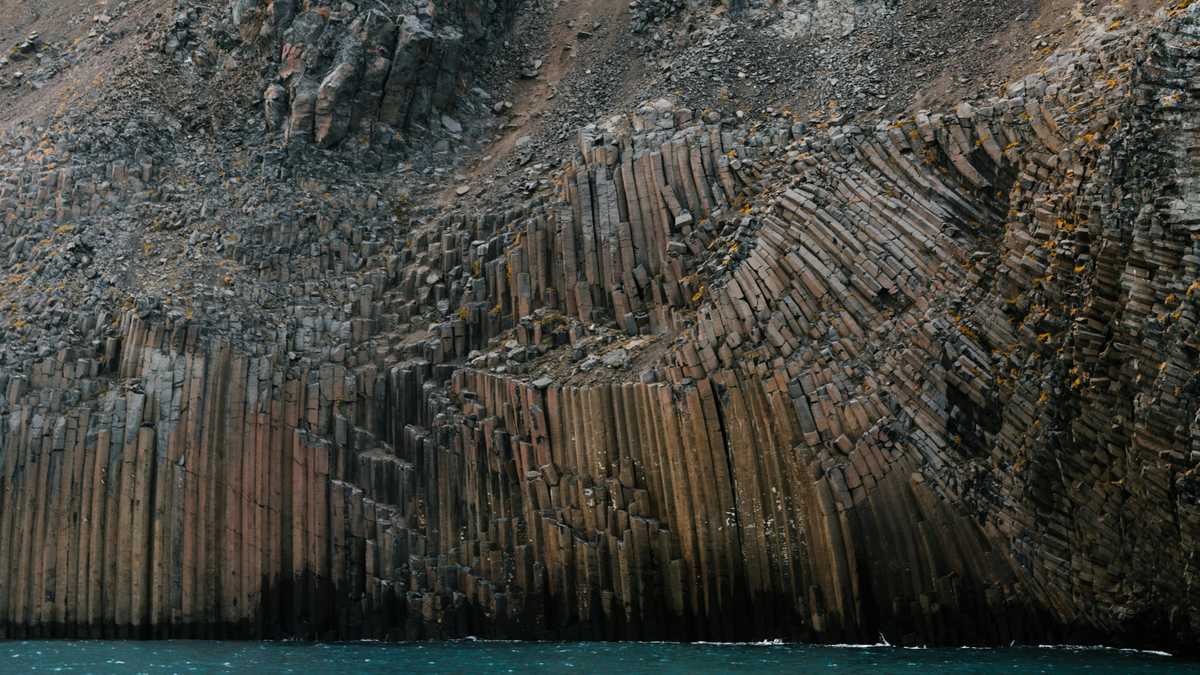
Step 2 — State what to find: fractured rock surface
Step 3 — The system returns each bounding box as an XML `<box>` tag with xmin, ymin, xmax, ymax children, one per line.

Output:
<box><xmin>231</xmin><ymin>0</ymin><xmax>520</xmax><ymax>148</ymax></box>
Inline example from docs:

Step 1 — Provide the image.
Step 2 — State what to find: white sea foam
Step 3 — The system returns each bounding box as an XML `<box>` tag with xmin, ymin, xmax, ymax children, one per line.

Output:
<box><xmin>693</xmin><ymin>639</ymin><xmax>787</xmax><ymax>646</ymax></box>
<box><xmin>826</xmin><ymin>643</ymin><xmax>891</xmax><ymax>649</ymax></box>
<box><xmin>324</xmin><ymin>637</ymin><xmax>1171</xmax><ymax>656</ymax></box>
<box><xmin>1034</xmin><ymin>644</ymin><xmax>1172</xmax><ymax>657</ymax></box>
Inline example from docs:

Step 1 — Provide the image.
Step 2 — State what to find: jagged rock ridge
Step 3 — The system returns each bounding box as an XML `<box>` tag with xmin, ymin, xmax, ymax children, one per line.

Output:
<box><xmin>231</xmin><ymin>0</ymin><xmax>520</xmax><ymax>148</ymax></box>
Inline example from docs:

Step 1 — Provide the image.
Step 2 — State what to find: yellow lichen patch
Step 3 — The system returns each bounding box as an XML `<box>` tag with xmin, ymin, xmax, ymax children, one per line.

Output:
<box><xmin>1170</xmin><ymin>0</ymin><xmax>1195</xmax><ymax>17</ymax></box>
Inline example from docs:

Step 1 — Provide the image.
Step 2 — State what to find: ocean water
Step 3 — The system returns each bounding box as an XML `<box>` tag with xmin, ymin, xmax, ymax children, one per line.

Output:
<box><xmin>0</xmin><ymin>640</ymin><xmax>1195</xmax><ymax>674</ymax></box>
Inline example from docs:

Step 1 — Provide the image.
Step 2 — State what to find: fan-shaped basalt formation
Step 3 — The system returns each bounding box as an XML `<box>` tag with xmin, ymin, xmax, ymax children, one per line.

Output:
<box><xmin>0</xmin><ymin>0</ymin><xmax>1197</xmax><ymax>654</ymax></box>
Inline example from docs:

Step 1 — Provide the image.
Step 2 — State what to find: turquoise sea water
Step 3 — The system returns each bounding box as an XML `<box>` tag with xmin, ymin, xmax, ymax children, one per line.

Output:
<box><xmin>0</xmin><ymin>640</ymin><xmax>1195</xmax><ymax>674</ymax></box>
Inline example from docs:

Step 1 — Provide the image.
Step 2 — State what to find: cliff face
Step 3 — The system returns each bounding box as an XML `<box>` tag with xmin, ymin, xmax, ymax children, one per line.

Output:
<box><xmin>0</xmin><ymin>0</ymin><xmax>1197</xmax><ymax>653</ymax></box>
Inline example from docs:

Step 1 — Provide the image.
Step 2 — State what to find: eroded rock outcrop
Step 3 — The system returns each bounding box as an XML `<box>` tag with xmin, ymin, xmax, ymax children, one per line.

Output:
<box><xmin>230</xmin><ymin>0</ymin><xmax>519</xmax><ymax>148</ymax></box>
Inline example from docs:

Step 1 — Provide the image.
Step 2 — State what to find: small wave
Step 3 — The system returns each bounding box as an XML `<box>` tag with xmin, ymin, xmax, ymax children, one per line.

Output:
<box><xmin>825</xmin><ymin>643</ymin><xmax>891</xmax><ymax>649</ymax></box>
<box><xmin>1034</xmin><ymin>644</ymin><xmax>1172</xmax><ymax>657</ymax></box>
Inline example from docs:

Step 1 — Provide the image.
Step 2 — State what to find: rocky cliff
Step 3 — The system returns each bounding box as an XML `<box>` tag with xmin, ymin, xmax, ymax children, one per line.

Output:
<box><xmin>0</xmin><ymin>0</ymin><xmax>1197</xmax><ymax>653</ymax></box>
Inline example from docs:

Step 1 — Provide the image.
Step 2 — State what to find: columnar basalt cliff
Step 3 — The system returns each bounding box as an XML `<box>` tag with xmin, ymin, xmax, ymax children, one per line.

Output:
<box><xmin>0</xmin><ymin>0</ymin><xmax>1197</xmax><ymax>654</ymax></box>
